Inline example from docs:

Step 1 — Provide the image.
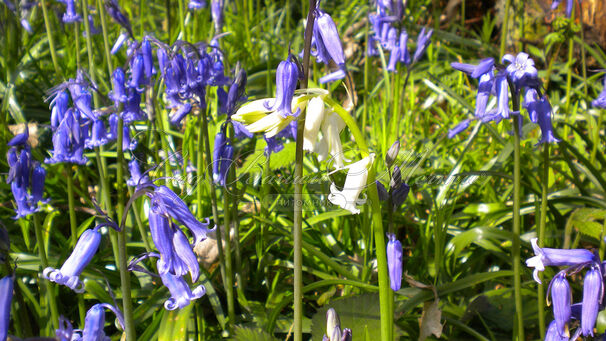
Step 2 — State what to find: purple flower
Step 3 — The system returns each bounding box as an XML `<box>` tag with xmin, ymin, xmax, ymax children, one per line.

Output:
<box><xmin>142</xmin><ymin>38</ymin><xmax>155</xmax><ymax>79</ymax></box>
<box><xmin>50</xmin><ymin>91</ymin><xmax>70</xmax><ymax>129</ymax></box>
<box><xmin>110</xmin><ymin>67</ymin><xmax>128</xmax><ymax>104</ymax></box>
<box><xmin>495</xmin><ymin>71</ymin><xmax>510</xmax><ymax>119</ymax></box>
<box><xmin>61</xmin><ymin>0</ymin><xmax>82</xmax><ymax>23</ymax></box>
<box><xmin>43</xmin><ymin>226</ymin><xmax>102</xmax><ymax>292</ymax></box>
<box><xmin>502</xmin><ymin>52</ymin><xmax>539</xmax><ymax>91</ymax></box>
<box><xmin>545</xmin><ymin>320</ymin><xmax>570</xmax><ymax>341</ymax></box>
<box><xmin>412</xmin><ymin>27</ymin><xmax>432</xmax><ymax>63</ymax></box>
<box><xmin>159</xmin><ymin>260</ymin><xmax>206</xmax><ymax>310</ymax></box>
<box><xmin>211</xmin><ymin>0</ymin><xmax>224</xmax><ymax>32</ymax></box>
<box><xmin>105</xmin><ymin>0</ymin><xmax>132</xmax><ymax>35</ymax></box>
<box><xmin>169</xmin><ymin>103</ymin><xmax>192</xmax><ymax>126</ymax></box>
<box><xmin>551</xmin><ymin>0</ymin><xmax>575</xmax><ymax>17</ymax></box>
<box><xmin>386</xmin><ymin>233</ymin><xmax>403</xmax><ymax>291</ymax></box>
<box><xmin>85</xmin><ymin>118</ymin><xmax>109</xmax><ymax>149</ymax></box>
<box><xmin>146</xmin><ymin>185</ymin><xmax>213</xmax><ymax>245</ymax></box>
<box><xmin>111</xmin><ymin>32</ymin><xmax>129</xmax><ymax>55</ymax></box>
<box><xmin>549</xmin><ymin>271</ymin><xmax>571</xmax><ymax>337</ymax></box>
<box><xmin>30</xmin><ymin>163</ymin><xmax>47</xmax><ymax>205</ymax></box>
<box><xmin>212</xmin><ymin>130</ymin><xmax>234</xmax><ymax>186</ymax></box>
<box><xmin>8</xmin><ymin>126</ymin><xmax>28</xmax><ymax>146</ymax></box>
<box><xmin>122</xmin><ymin>88</ymin><xmax>146</xmax><ymax>123</ymax></box>
<box><xmin>581</xmin><ymin>264</ymin><xmax>602</xmax><ymax>337</ymax></box>
<box><xmin>398</xmin><ymin>30</ymin><xmax>410</xmax><ymax>65</ymax></box>
<box><xmin>526</xmin><ymin>238</ymin><xmax>596</xmax><ymax>284</ymax></box>
<box><xmin>267</xmin><ymin>57</ymin><xmax>300</xmax><ymax>118</ymax></box>
<box><xmin>127</xmin><ymin>159</ymin><xmax>149</xmax><ymax>187</ymax></box>
<box><xmin>149</xmin><ymin>210</ymin><xmax>200</xmax><ymax>282</ymax></box>
<box><xmin>0</xmin><ymin>275</ymin><xmax>13</xmax><ymax>341</ymax></box>
<box><xmin>313</xmin><ymin>7</ymin><xmax>347</xmax><ymax>83</ymax></box>
<box><xmin>78</xmin><ymin>303</ymin><xmax>125</xmax><ymax>340</ymax></box>
<box><xmin>448</xmin><ymin>119</ymin><xmax>470</xmax><ymax>138</ymax></box>
<box><xmin>592</xmin><ymin>76</ymin><xmax>606</xmax><ymax>108</ymax></box>
<box><xmin>129</xmin><ymin>54</ymin><xmax>146</xmax><ymax>91</ymax></box>
<box><xmin>46</xmin><ymin>109</ymin><xmax>89</xmax><ymax>165</ymax></box>
<box><xmin>188</xmin><ymin>0</ymin><xmax>205</xmax><ymax>10</ymax></box>
<box><xmin>68</xmin><ymin>84</ymin><xmax>94</xmax><ymax>120</ymax></box>
<box><xmin>55</xmin><ymin>316</ymin><xmax>74</xmax><ymax>341</ymax></box>
<box><xmin>451</xmin><ymin>58</ymin><xmax>495</xmax><ymax>78</ymax></box>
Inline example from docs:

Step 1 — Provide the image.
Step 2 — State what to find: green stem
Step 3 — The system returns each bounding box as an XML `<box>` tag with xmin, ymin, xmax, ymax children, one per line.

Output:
<box><xmin>499</xmin><ymin>0</ymin><xmax>511</xmax><ymax>57</ymax></box>
<box><xmin>563</xmin><ymin>22</ymin><xmax>575</xmax><ymax>139</ymax></box>
<box><xmin>117</xmin><ymin>118</ymin><xmax>136</xmax><ymax>340</ymax></box>
<box><xmin>74</xmin><ymin>23</ymin><xmax>81</xmax><ymax>70</ymax></box>
<box><xmin>39</xmin><ymin>0</ymin><xmax>62</xmax><ymax>77</ymax></box>
<box><xmin>512</xmin><ymin>111</ymin><xmax>524</xmax><ymax>340</ymax></box>
<box><xmin>96</xmin><ymin>0</ymin><xmax>114</xmax><ymax>77</ymax></box>
<box><xmin>537</xmin><ymin>143</ymin><xmax>550</xmax><ymax>339</ymax></box>
<box><xmin>66</xmin><ymin>166</ymin><xmax>78</xmax><ymax>248</ymax></box>
<box><xmin>32</xmin><ymin>213</ymin><xmax>59</xmax><ymax>331</ymax></box>
<box><xmin>222</xmin><ymin>159</ymin><xmax>235</xmax><ymax>329</ymax></box>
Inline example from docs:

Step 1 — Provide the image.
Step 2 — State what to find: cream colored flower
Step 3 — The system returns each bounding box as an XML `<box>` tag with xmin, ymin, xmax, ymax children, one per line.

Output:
<box><xmin>328</xmin><ymin>154</ymin><xmax>374</xmax><ymax>214</ymax></box>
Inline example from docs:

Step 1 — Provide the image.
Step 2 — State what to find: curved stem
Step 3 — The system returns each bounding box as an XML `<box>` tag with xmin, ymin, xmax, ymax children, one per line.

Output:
<box><xmin>117</xmin><ymin>118</ymin><xmax>136</xmax><ymax>340</ymax></box>
<box><xmin>32</xmin><ymin>213</ymin><xmax>59</xmax><ymax>331</ymax></box>
<box><xmin>512</xmin><ymin>113</ymin><xmax>524</xmax><ymax>340</ymax></box>
<box><xmin>537</xmin><ymin>143</ymin><xmax>549</xmax><ymax>339</ymax></box>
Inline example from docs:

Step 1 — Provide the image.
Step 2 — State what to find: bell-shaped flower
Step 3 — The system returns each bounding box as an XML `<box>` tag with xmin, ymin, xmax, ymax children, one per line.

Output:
<box><xmin>211</xmin><ymin>0</ymin><xmax>224</xmax><ymax>32</ymax></box>
<box><xmin>270</xmin><ymin>57</ymin><xmax>300</xmax><ymax>118</ymax></box>
<box><xmin>581</xmin><ymin>263</ymin><xmax>603</xmax><ymax>337</ymax></box>
<box><xmin>110</xmin><ymin>67</ymin><xmax>127</xmax><ymax>104</ymax></box>
<box><xmin>105</xmin><ymin>0</ymin><xmax>132</xmax><ymax>35</ymax></box>
<box><xmin>549</xmin><ymin>271</ymin><xmax>571</xmax><ymax>337</ymax></box>
<box><xmin>148</xmin><ymin>210</ymin><xmax>200</xmax><ymax>282</ymax></box>
<box><xmin>127</xmin><ymin>159</ymin><xmax>149</xmax><ymax>187</ymax></box>
<box><xmin>502</xmin><ymin>52</ymin><xmax>539</xmax><ymax>91</ymax></box>
<box><xmin>55</xmin><ymin>316</ymin><xmax>74</xmax><ymax>341</ymax></box>
<box><xmin>122</xmin><ymin>88</ymin><xmax>146</xmax><ymax>123</ymax></box>
<box><xmin>111</xmin><ymin>32</ymin><xmax>129</xmax><ymax>55</ymax></box>
<box><xmin>551</xmin><ymin>0</ymin><xmax>574</xmax><ymax>18</ymax></box>
<box><xmin>592</xmin><ymin>76</ymin><xmax>606</xmax><ymax>108</ymax></box>
<box><xmin>68</xmin><ymin>84</ymin><xmax>94</xmax><ymax>120</ymax></box>
<box><xmin>386</xmin><ymin>233</ymin><xmax>403</xmax><ymax>291</ymax></box>
<box><xmin>448</xmin><ymin>119</ymin><xmax>470</xmax><ymax>139</ymax></box>
<box><xmin>533</xmin><ymin>96</ymin><xmax>559</xmax><ymax>145</ymax></box>
<box><xmin>325</xmin><ymin>308</ymin><xmax>341</xmax><ymax>341</ymax></box>
<box><xmin>303</xmin><ymin>96</ymin><xmax>325</xmax><ymax>151</ymax></box>
<box><xmin>188</xmin><ymin>0</ymin><xmax>205</xmax><ymax>10</ymax></box>
<box><xmin>61</xmin><ymin>0</ymin><xmax>82</xmax><ymax>23</ymax></box>
<box><xmin>146</xmin><ymin>185</ymin><xmax>213</xmax><ymax>245</ymax></box>
<box><xmin>85</xmin><ymin>118</ymin><xmax>109</xmax><ymax>149</ymax></box>
<box><xmin>169</xmin><ymin>103</ymin><xmax>193</xmax><ymax>126</ymax></box>
<box><xmin>142</xmin><ymin>38</ymin><xmax>155</xmax><ymax>79</ymax></box>
<box><xmin>51</xmin><ymin>91</ymin><xmax>70</xmax><ymax>129</ymax></box>
<box><xmin>43</xmin><ymin>226</ymin><xmax>102</xmax><ymax>292</ymax></box>
<box><xmin>129</xmin><ymin>54</ymin><xmax>146</xmax><ymax>91</ymax></box>
<box><xmin>8</xmin><ymin>126</ymin><xmax>28</xmax><ymax>146</ymax></box>
<box><xmin>399</xmin><ymin>30</ymin><xmax>411</xmax><ymax>65</ymax></box>
<box><xmin>30</xmin><ymin>163</ymin><xmax>47</xmax><ymax>205</ymax></box>
<box><xmin>315</xmin><ymin>111</ymin><xmax>346</xmax><ymax>169</ymax></box>
<box><xmin>0</xmin><ymin>275</ymin><xmax>13</xmax><ymax>341</ymax></box>
<box><xmin>526</xmin><ymin>238</ymin><xmax>596</xmax><ymax>284</ymax></box>
<box><xmin>76</xmin><ymin>303</ymin><xmax>125</xmax><ymax>340</ymax></box>
<box><xmin>313</xmin><ymin>7</ymin><xmax>347</xmax><ymax>83</ymax></box>
<box><xmin>495</xmin><ymin>71</ymin><xmax>510</xmax><ymax>119</ymax></box>
<box><xmin>412</xmin><ymin>27</ymin><xmax>433</xmax><ymax>63</ymax></box>
<box><xmin>159</xmin><ymin>260</ymin><xmax>206</xmax><ymax>310</ymax></box>
<box><xmin>211</xmin><ymin>129</ymin><xmax>234</xmax><ymax>187</ymax></box>
<box><xmin>328</xmin><ymin>154</ymin><xmax>374</xmax><ymax>214</ymax></box>
<box><xmin>545</xmin><ymin>320</ymin><xmax>570</xmax><ymax>341</ymax></box>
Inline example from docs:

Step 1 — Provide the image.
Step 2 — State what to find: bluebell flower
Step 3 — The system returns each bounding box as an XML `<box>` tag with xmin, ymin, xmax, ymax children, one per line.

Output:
<box><xmin>581</xmin><ymin>264</ymin><xmax>602</xmax><ymax>337</ymax></box>
<box><xmin>61</xmin><ymin>0</ymin><xmax>82</xmax><ymax>23</ymax></box>
<box><xmin>50</xmin><ymin>91</ymin><xmax>70</xmax><ymax>129</ymax></box>
<box><xmin>105</xmin><ymin>0</ymin><xmax>132</xmax><ymax>36</ymax></box>
<box><xmin>169</xmin><ymin>103</ymin><xmax>193</xmax><ymax>126</ymax></box>
<box><xmin>2</xmin><ymin>0</ymin><xmax>16</xmax><ymax>12</ymax></box>
<box><xmin>148</xmin><ymin>210</ymin><xmax>200</xmax><ymax>282</ymax></box>
<box><xmin>211</xmin><ymin>0</ymin><xmax>224</xmax><ymax>32</ymax></box>
<box><xmin>448</xmin><ymin>119</ymin><xmax>471</xmax><ymax>138</ymax></box>
<box><xmin>0</xmin><ymin>275</ymin><xmax>13</xmax><ymax>341</ymax></box>
<box><xmin>144</xmin><ymin>185</ymin><xmax>213</xmax><ymax>245</ymax></box>
<box><xmin>412</xmin><ymin>27</ymin><xmax>433</xmax><ymax>63</ymax></box>
<box><xmin>211</xmin><ymin>129</ymin><xmax>233</xmax><ymax>186</ymax></box>
<box><xmin>7</xmin><ymin>125</ymin><xmax>28</xmax><ymax>146</ymax></box>
<box><xmin>76</xmin><ymin>303</ymin><xmax>125</xmax><ymax>340</ymax></box>
<box><xmin>55</xmin><ymin>316</ymin><xmax>74</xmax><ymax>341</ymax></box>
<box><xmin>188</xmin><ymin>0</ymin><xmax>205</xmax><ymax>10</ymax></box>
<box><xmin>526</xmin><ymin>238</ymin><xmax>596</xmax><ymax>283</ymax></box>
<box><xmin>127</xmin><ymin>159</ymin><xmax>149</xmax><ymax>187</ymax></box>
<box><xmin>451</xmin><ymin>58</ymin><xmax>495</xmax><ymax>117</ymax></box>
<box><xmin>46</xmin><ymin>108</ymin><xmax>89</xmax><ymax>165</ymax></box>
<box><xmin>142</xmin><ymin>38</ymin><xmax>155</xmax><ymax>79</ymax></box>
<box><xmin>110</xmin><ymin>67</ymin><xmax>128</xmax><ymax>105</ymax></box>
<box><xmin>502</xmin><ymin>52</ymin><xmax>539</xmax><ymax>91</ymax></box>
<box><xmin>129</xmin><ymin>53</ymin><xmax>146</xmax><ymax>91</ymax></box>
<box><xmin>30</xmin><ymin>163</ymin><xmax>47</xmax><ymax>205</ymax></box>
<box><xmin>545</xmin><ymin>320</ymin><xmax>570</xmax><ymax>341</ymax></box>
<box><xmin>398</xmin><ymin>31</ymin><xmax>411</xmax><ymax>65</ymax></box>
<box><xmin>386</xmin><ymin>233</ymin><xmax>403</xmax><ymax>291</ymax></box>
<box><xmin>312</xmin><ymin>6</ymin><xmax>347</xmax><ymax>83</ymax></box>
<box><xmin>43</xmin><ymin>226</ymin><xmax>103</xmax><ymax>292</ymax></box>
<box><xmin>82</xmin><ymin>15</ymin><xmax>100</xmax><ymax>37</ymax></box>
<box><xmin>329</xmin><ymin>155</ymin><xmax>374</xmax><ymax>214</ymax></box>
<box><xmin>122</xmin><ymin>88</ymin><xmax>146</xmax><ymax>123</ymax></box>
<box><xmin>592</xmin><ymin>76</ymin><xmax>606</xmax><ymax>108</ymax></box>
<box><xmin>549</xmin><ymin>271</ymin><xmax>571</xmax><ymax>337</ymax></box>
<box><xmin>7</xmin><ymin>140</ymin><xmax>47</xmax><ymax>218</ymax></box>
<box><xmin>159</xmin><ymin>260</ymin><xmax>206</xmax><ymax>310</ymax></box>
<box><xmin>85</xmin><ymin>118</ymin><xmax>109</xmax><ymax>149</ymax></box>
<box><xmin>495</xmin><ymin>71</ymin><xmax>510</xmax><ymax>119</ymax></box>
<box><xmin>111</xmin><ymin>32</ymin><xmax>130</xmax><ymax>55</ymax></box>
<box><xmin>67</xmin><ymin>83</ymin><xmax>94</xmax><ymax>120</ymax></box>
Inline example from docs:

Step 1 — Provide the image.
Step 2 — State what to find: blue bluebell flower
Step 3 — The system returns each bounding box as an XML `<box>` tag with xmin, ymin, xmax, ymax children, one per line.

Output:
<box><xmin>129</xmin><ymin>53</ymin><xmax>146</xmax><ymax>91</ymax></box>
<box><xmin>46</xmin><ymin>108</ymin><xmax>88</xmax><ymax>165</ymax></box>
<box><xmin>188</xmin><ymin>0</ymin><xmax>205</xmax><ymax>10</ymax></box>
<box><xmin>43</xmin><ymin>226</ymin><xmax>103</xmax><ymax>292</ymax></box>
<box><xmin>7</xmin><ymin>126</ymin><xmax>28</xmax><ymax>146</ymax></box>
<box><xmin>144</xmin><ymin>185</ymin><xmax>213</xmax><ymax>245</ymax></box>
<box><xmin>581</xmin><ymin>264</ymin><xmax>602</xmax><ymax>337</ymax></box>
<box><xmin>142</xmin><ymin>38</ymin><xmax>155</xmax><ymax>79</ymax></box>
<box><xmin>159</xmin><ymin>260</ymin><xmax>206</xmax><ymax>310</ymax></box>
<box><xmin>7</xmin><ymin>138</ymin><xmax>47</xmax><ymax>218</ymax></box>
<box><xmin>0</xmin><ymin>275</ymin><xmax>13</xmax><ymax>341</ymax></box>
<box><xmin>67</xmin><ymin>84</ymin><xmax>94</xmax><ymax>120</ymax></box>
<box><xmin>312</xmin><ymin>6</ymin><xmax>347</xmax><ymax>83</ymax></box>
<box><xmin>545</xmin><ymin>320</ymin><xmax>570</xmax><ymax>341</ymax></box>
<box><xmin>412</xmin><ymin>27</ymin><xmax>433</xmax><ymax>63</ymax></box>
<box><xmin>85</xmin><ymin>118</ymin><xmax>109</xmax><ymax>149</ymax></box>
<box><xmin>30</xmin><ymin>163</ymin><xmax>47</xmax><ymax>206</ymax></box>
<box><xmin>110</xmin><ymin>67</ymin><xmax>128</xmax><ymax>105</ymax></box>
<box><xmin>448</xmin><ymin>119</ymin><xmax>470</xmax><ymax>138</ymax></box>
<box><xmin>592</xmin><ymin>76</ymin><xmax>606</xmax><ymax>108</ymax></box>
<box><xmin>211</xmin><ymin>0</ymin><xmax>224</xmax><ymax>32</ymax></box>
<box><xmin>82</xmin><ymin>15</ymin><xmax>100</xmax><ymax>37</ymax></box>
<box><xmin>122</xmin><ymin>88</ymin><xmax>146</xmax><ymax>123</ymax></box>
<box><xmin>549</xmin><ymin>271</ymin><xmax>571</xmax><ymax>337</ymax></box>
<box><xmin>495</xmin><ymin>71</ymin><xmax>510</xmax><ymax>119</ymax></box>
<box><xmin>386</xmin><ymin>233</ymin><xmax>403</xmax><ymax>291</ymax></box>
<box><xmin>148</xmin><ymin>210</ymin><xmax>200</xmax><ymax>282</ymax></box>
<box><xmin>551</xmin><ymin>0</ymin><xmax>575</xmax><ymax>17</ymax></box>
<box><xmin>127</xmin><ymin>159</ymin><xmax>149</xmax><ymax>187</ymax></box>
<box><xmin>76</xmin><ymin>303</ymin><xmax>125</xmax><ymax>340</ymax></box>
<box><xmin>51</xmin><ymin>91</ymin><xmax>70</xmax><ymax>129</ymax></box>
<box><xmin>105</xmin><ymin>0</ymin><xmax>132</xmax><ymax>36</ymax></box>
<box><xmin>61</xmin><ymin>0</ymin><xmax>82</xmax><ymax>23</ymax></box>
<box><xmin>451</xmin><ymin>58</ymin><xmax>495</xmax><ymax>117</ymax></box>
<box><xmin>111</xmin><ymin>32</ymin><xmax>130</xmax><ymax>55</ymax></box>
<box><xmin>502</xmin><ymin>52</ymin><xmax>539</xmax><ymax>91</ymax></box>
<box><xmin>55</xmin><ymin>316</ymin><xmax>74</xmax><ymax>341</ymax></box>
<box><xmin>526</xmin><ymin>238</ymin><xmax>596</xmax><ymax>283</ymax></box>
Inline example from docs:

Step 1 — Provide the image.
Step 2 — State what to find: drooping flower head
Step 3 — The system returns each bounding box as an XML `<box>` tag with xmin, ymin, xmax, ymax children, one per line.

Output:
<box><xmin>159</xmin><ymin>260</ymin><xmax>206</xmax><ymax>310</ymax></box>
<box><xmin>526</xmin><ymin>238</ymin><xmax>596</xmax><ymax>284</ymax></box>
<box><xmin>386</xmin><ymin>233</ymin><xmax>403</xmax><ymax>291</ymax></box>
<box><xmin>328</xmin><ymin>154</ymin><xmax>374</xmax><ymax>214</ymax></box>
<box><xmin>581</xmin><ymin>264</ymin><xmax>603</xmax><ymax>336</ymax></box>
<box><xmin>312</xmin><ymin>5</ymin><xmax>347</xmax><ymax>83</ymax></box>
<box><xmin>74</xmin><ymin>303</ymin><xmax>125</xmax><ymax>340</ymax></box>
<box><xmin>548</xmin><ymin>271</ymin><xmax>571</xmax><ymax>337</ymax></box>
<box><xmin>502</xmin><ymin>52</ymin><xmax>539</xmax><ymax>91</ymax></box>
<box><xmin>0</xmin><ymin>275</ymin><xmax>14</xmax><ymax>341</ymax></box>
<box><xmin>592</xmin><ymin>76</ymin><xmax>606</xmax><ymax>108</ymax></box>
<box><xmin>60</xmin><ymin>0</ymin><xmax>82</xmax><ymax>23</ymax></box>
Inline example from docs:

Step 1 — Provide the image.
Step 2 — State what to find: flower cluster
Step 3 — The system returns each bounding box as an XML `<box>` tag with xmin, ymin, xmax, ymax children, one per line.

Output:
<box><xmin>309</xmin><ymin>3</ymin><xmax>347</xmax><ymax>83</ymax></box>
<box><xmin>368</xmin><ymin>0</ymin><xmax>432</xmax><ymax>72</ymax></box>
<box><xmin>450</xmin><ymin>52</ymin><xmax>559</xmax><ymax>145</ymax></box>
<box><xmin>526</xmin><ymin>238</ymin><xmax>604</xmax><ymax>339</ymax></box>
<box><xmin>6</xmin><ymin>127</ymin><xmax>47</xmax><ymax>219</ymax></box>
<box><xmin>55</xmin><ymin>303</ymin><xmax>125</xmax><ymax>340</ymax></box>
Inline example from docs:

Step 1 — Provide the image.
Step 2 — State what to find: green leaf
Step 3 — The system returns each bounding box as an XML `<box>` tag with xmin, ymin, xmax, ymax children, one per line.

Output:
<box><xmin>230</xmin><ymin>326</ymin><xmax>279</xmax><ymax>341</ymax></box>
<box><xmin>568</xmin><ymin>208</ymin><xmax>606</xmax><ymax>240</ymax></box>
<box><xmin>158</xmin><ymin>304</ymin><xmax>193</xmax><ymax>341</ymax></box>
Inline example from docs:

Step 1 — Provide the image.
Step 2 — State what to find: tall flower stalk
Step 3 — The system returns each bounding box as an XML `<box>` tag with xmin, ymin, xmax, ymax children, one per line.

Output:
<box><xmin>537</xmin><ymin>143</ymin><xmax>550</xmax><ymax>339</ymax></box>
